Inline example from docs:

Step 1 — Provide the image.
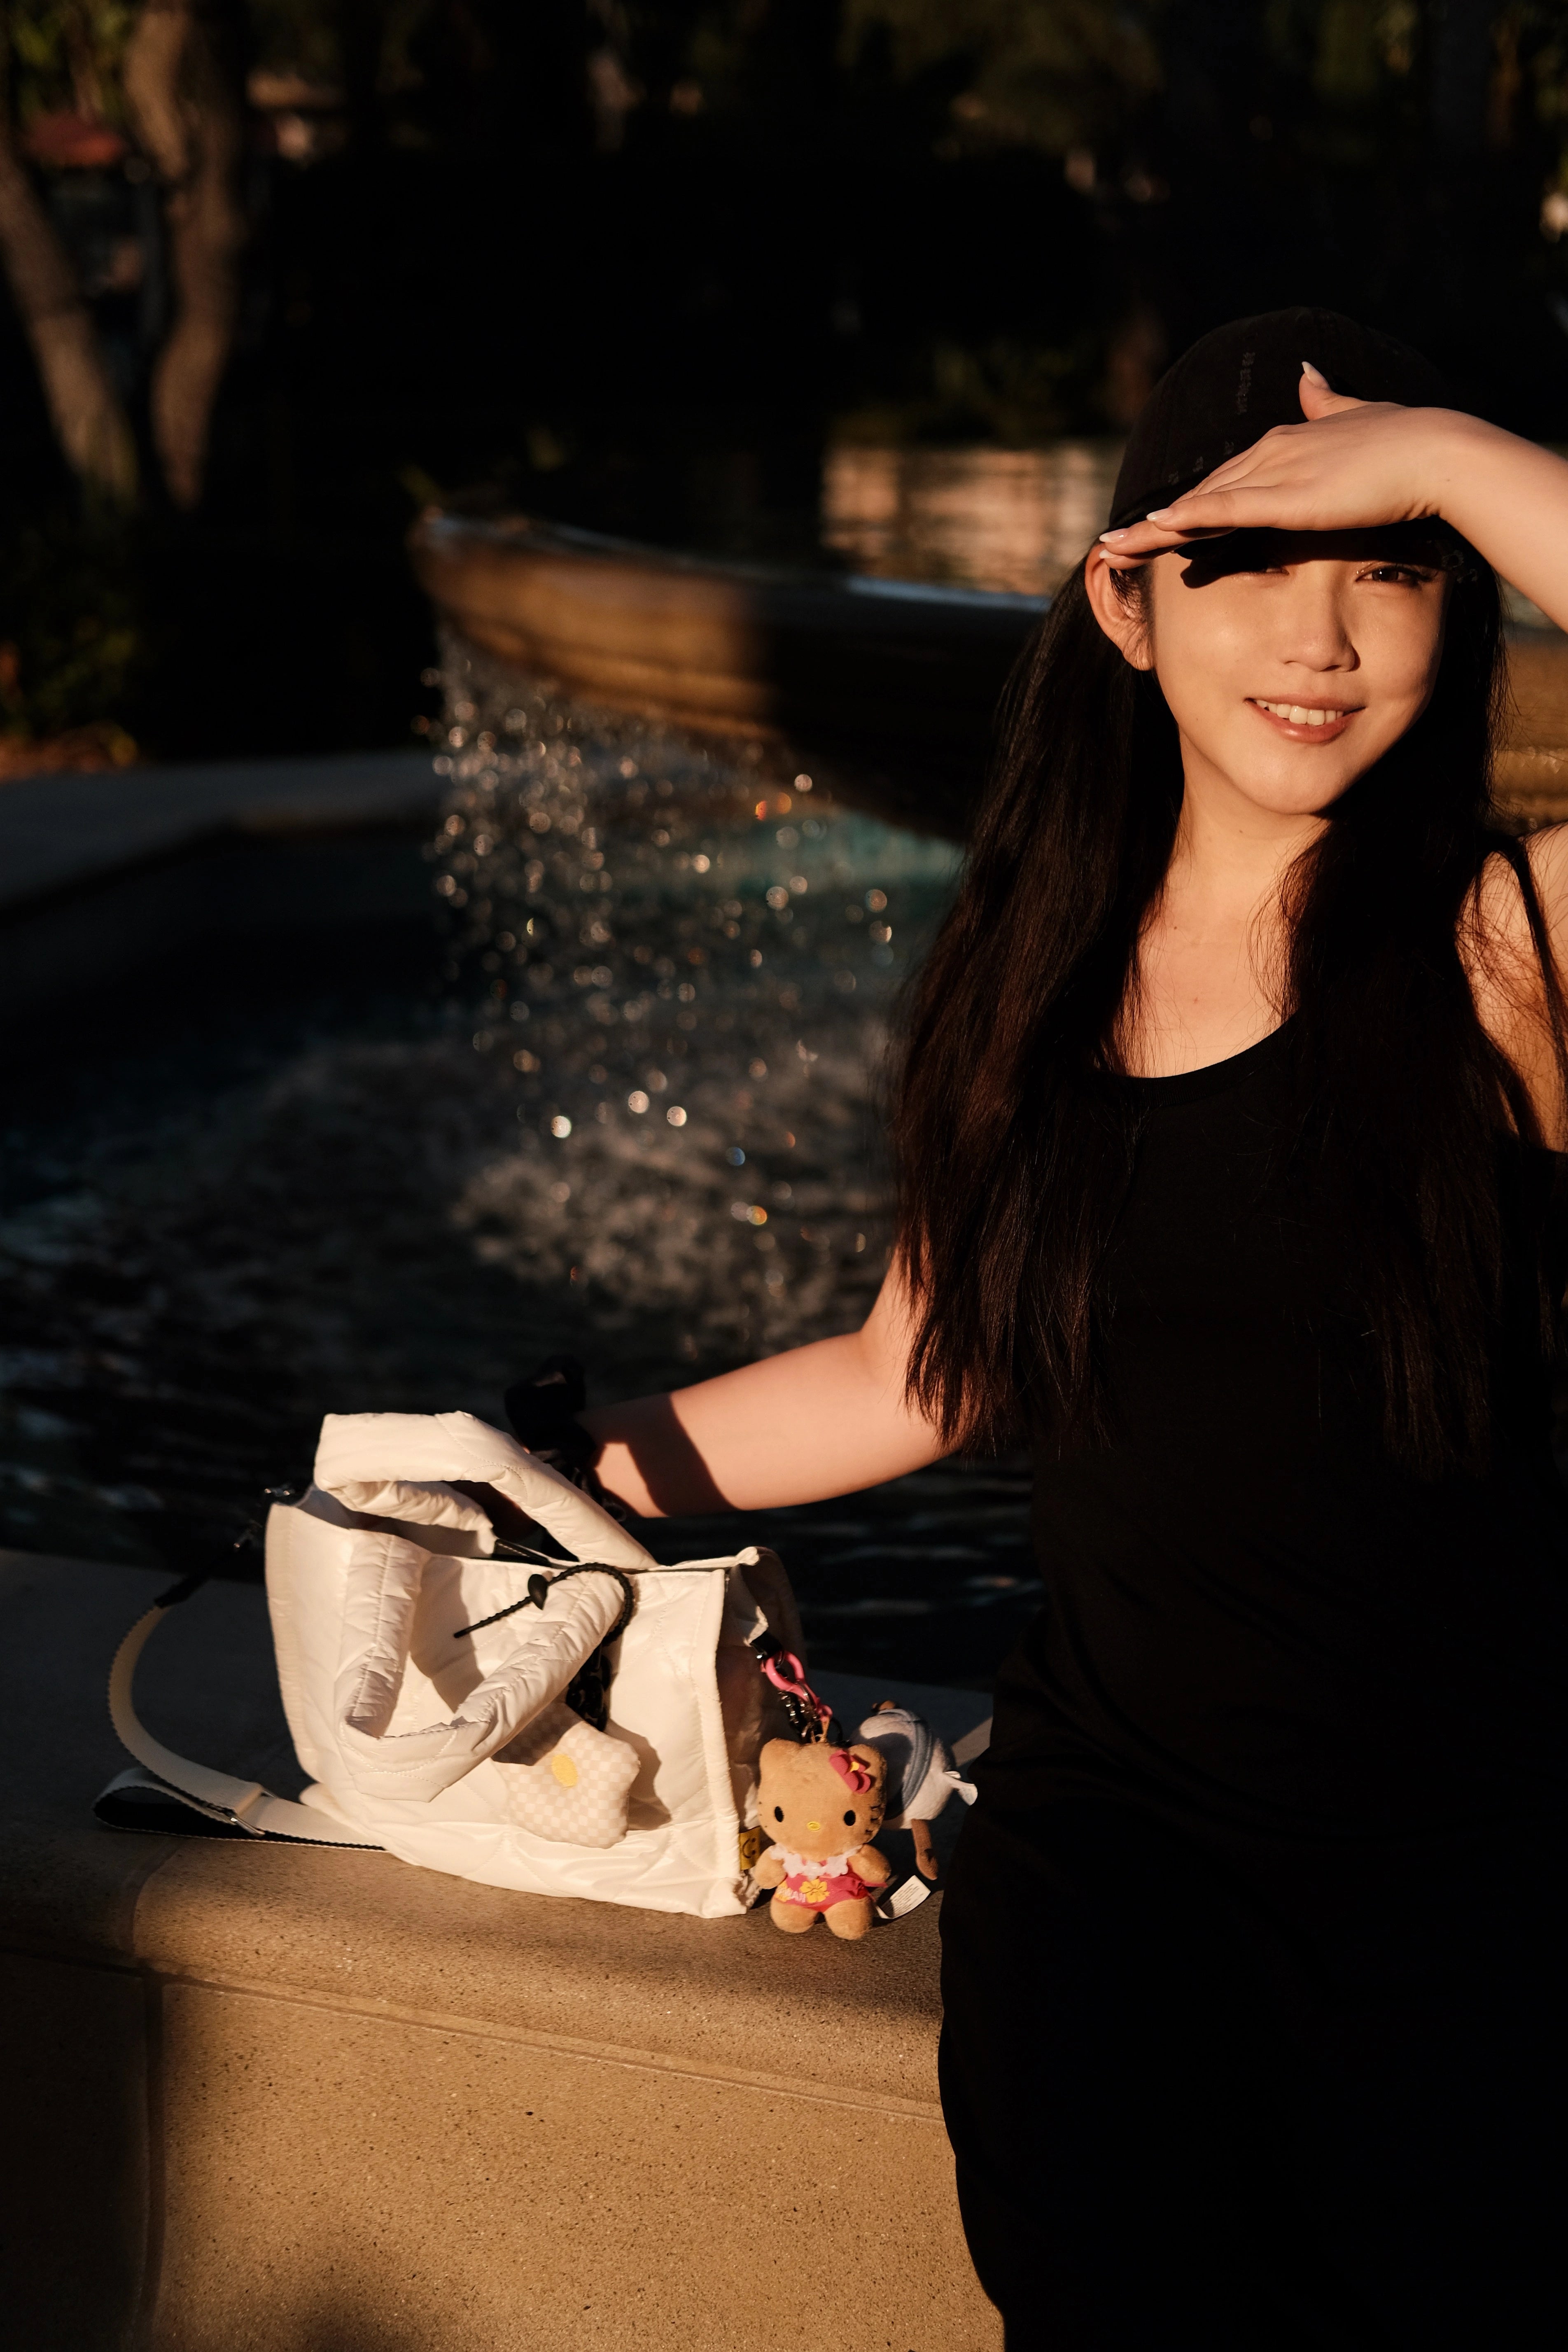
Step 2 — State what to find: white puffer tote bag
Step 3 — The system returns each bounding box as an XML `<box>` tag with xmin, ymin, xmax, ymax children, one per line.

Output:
<box><xmin>102</xmin><ymin>1409</ymin><xmax>805</xmax><ymax>1920</ymax></box>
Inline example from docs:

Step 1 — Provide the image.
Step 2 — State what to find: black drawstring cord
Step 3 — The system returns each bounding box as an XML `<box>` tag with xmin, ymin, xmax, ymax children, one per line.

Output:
<box><xmin>453</xmin><ymin>1561</ymin><xmax>637</xmax><ymax>1734</ymax></box>
<box><xmin>453</xmin><ymin>1561</ymin><xmax>635</xmax><ymax>1645</ymax></box>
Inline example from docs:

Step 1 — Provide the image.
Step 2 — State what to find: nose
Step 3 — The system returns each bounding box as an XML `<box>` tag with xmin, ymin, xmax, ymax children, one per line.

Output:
<box><xmin>1276</xmin><ymin>569</ymin><xmax>1359</xmax><ymax>676</ymax></box>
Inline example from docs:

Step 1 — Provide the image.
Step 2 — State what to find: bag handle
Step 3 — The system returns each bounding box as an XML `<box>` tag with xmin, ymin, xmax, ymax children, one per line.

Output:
<box><xmin>331</xmin><ymin>1529</ymin><xmax>628</xmax><ymax>1801</ymax></box>
<box><xmin>99</xmin><ymin>1578</ymin><xmax>381</xmax><ymax>1847</ymax></box>
<box><xmin>314</xmin><ymin>1410</ymin><xmax>658</xmax><ymax>1570</ymax></box>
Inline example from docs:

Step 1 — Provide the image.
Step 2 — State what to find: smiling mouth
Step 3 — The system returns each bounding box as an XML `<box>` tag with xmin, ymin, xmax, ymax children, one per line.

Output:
<box><xmin>1249</xmin><ymin>698</ymin><xmax>1357</xmax><ymax>730</ymax></box>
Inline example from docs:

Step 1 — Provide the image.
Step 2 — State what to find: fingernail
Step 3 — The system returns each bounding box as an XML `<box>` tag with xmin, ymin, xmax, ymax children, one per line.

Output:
<box><xmin>1301</xmin><ymin>359</ymin><xmax>1328</xmax><ymax>385</ymax></box>
<box><xmin>1099</xmin><ymin>527</ymin><xmax>1129</xmax><ymax>541</ymax></box>
<box><xmin>1144</xmin><ymin>507</ymin><xmax>1175</xmax><ymax>524</ymax></box>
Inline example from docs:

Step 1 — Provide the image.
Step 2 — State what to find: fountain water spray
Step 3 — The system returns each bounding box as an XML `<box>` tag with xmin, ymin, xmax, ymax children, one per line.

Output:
<box><xmin>431</xmin><ymin>634</ymin><xmax>960</xmax><ymax>1366</ymax></box>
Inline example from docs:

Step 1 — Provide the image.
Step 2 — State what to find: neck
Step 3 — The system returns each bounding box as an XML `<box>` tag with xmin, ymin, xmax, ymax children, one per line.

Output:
<box><xmin>1167</xmin><ymin>739</ymin><xmax>1327</xmax><ymax>920</ymax></box>
<box><xmin>1125</xmin><ymin>742</ymin><xmax>1324</xmax><ymax>1077</ymax></box>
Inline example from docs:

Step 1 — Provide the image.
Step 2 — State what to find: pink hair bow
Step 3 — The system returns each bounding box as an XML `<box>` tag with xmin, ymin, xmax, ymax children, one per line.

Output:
<box><xmin>829</xmin><ymin>1747</ymin><xmax>875</xmax><ymax>1794</ymax></box>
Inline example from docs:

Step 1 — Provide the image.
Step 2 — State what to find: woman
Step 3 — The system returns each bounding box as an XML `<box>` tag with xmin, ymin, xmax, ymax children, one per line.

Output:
<box><xmin>570</xmin><ymin>309</ymin><xmax>1568</xmax><ymax>2345</ymax></box>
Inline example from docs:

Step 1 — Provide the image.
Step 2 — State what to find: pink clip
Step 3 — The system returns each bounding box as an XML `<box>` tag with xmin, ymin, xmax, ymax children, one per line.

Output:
<box><xmin>829</xmin><ymin>1748</ymin><xmax>875</xmax><ymax>1794</ymax></box>
<box><xmin>760</xmin><ymin>1649</ymin><xmax>832</xmax><ymax>1738</ymax></box>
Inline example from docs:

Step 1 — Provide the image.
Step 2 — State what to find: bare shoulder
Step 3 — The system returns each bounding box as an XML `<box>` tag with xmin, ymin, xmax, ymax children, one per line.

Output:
<box><xmin>1467</xmin><ymin>825</ymin><xmax>1568</xmax><ymax>1143</ymax></box>
<box><xmin>1522</xmin><ymin>820</ymin><xmax>1568</xmax><ymax>938</ymax></box>
<box><xmin>1471</xmin><ymin>823</ymin><xmax>1568</xmax><ymax>963</ymax></box>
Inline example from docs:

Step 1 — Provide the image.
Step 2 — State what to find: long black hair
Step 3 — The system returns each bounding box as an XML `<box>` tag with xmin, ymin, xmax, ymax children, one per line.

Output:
<box><xmin>891</xmin><ymin>536</ymin><xmax>1568</xmax><ymax>1476</ymax></box>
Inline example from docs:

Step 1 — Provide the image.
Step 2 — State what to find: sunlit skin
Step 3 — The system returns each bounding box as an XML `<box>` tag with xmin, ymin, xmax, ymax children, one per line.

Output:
<box><xmin>584</xmin><ymin>370</ymin><xmax>1568</xmax><ymax>1517</ymax></box>
<box><xmin>1082</xmin><ymin>529</ymin><xmax>1452</xmax><ymax>1075</ymax></box>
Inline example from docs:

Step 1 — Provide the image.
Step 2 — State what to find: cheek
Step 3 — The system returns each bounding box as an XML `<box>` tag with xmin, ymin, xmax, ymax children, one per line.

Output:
<box><xmin>1144</xmin><ymin>596</ymin><xmax>1251</xmax><ymax>733</ymax></box>
<box><xmin>1149</xmin><ymin>634</ymin><xmax>1249</xmax><ymax>747</ymax></box>
<box><xmin>1363</xmin><ymin>610</ymin><xmax>1445</xmax><ymax>717</ymax></box>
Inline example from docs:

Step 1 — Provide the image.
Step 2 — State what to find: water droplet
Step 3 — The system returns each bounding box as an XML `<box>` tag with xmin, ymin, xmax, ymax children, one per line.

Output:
<box><xmin>628</xmin><ymin>1091</ymin><xmax>650</xmax><ymax>1114</ymax></box>
<box><xmin>666</xmin><ymin>1106</ymin><xmax>688</xmax><ymax>1127</ymax></box>
<box><xmin>550</xmin><ymin>1115</ymin><xmax>572</xmax><ymax>1139</ymax></box>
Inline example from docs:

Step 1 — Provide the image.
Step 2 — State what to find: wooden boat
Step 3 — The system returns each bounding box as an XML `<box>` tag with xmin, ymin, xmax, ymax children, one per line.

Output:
<box><xmin>410</xmin><ymin>507</ymin><xmax>1568</xmax><ymax>836</ymax></box>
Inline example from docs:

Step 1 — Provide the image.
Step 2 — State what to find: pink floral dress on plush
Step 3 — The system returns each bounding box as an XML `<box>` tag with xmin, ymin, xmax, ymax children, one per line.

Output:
<box><xmin>773</xmin><ymin>1844</ymin><xmax>875</xmax><ymax>1911</ymax></box>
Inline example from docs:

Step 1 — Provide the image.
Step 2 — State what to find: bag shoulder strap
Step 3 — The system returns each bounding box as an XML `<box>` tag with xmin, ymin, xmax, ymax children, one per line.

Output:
<box><xmin>96</xmin><ymin>1592</ymin><xmax>381</xmax><ymax>1850</ymax></box>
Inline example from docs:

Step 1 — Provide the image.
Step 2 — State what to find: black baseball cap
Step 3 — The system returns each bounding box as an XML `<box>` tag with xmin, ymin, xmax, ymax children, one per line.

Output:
<box><xmin>1108</xmin><ymin>308</ymin><xmax>1459</xmax><ymax>530</ymax></box>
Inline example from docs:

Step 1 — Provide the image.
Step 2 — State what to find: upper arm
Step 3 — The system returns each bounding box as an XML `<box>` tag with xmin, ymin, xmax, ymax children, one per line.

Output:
<box><xmin>1467</xmin><ymin>826</ymin><xmax>1568</xmax><ymax>1145</ymax></box>
<box><xmin>854</xmin><ymin>1252</ymin><xmax>923</xmax><ymax>1396</ymax></box>
<box><xmin>587</xmin><ymin>1256</ymin><xmax>945</xmax><ymax>1519</ymax></box>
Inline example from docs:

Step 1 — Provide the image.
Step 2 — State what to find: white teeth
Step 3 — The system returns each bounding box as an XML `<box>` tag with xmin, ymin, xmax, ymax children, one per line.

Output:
<box><xmin>1257</xmin><ymin>700</ymin><xmax>1344</xmax><ymax>723</ymax></box>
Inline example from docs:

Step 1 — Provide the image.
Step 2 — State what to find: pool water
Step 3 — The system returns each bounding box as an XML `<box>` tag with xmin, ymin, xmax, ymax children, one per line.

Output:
<box><xmin>0</xmin><ymin>661</ymin><xmax>1038</xmax><ymax>1691</ymax></box>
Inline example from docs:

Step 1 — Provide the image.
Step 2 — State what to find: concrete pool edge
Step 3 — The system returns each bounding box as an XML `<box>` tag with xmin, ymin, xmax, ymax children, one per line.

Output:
<box><xmin>0</xmin><ymin>750</ymin><xmax>443</xmax><ymax>1025</ymax></box>
<box><xmin>0</xmin><ymin>1548</ymin><xmax>1001</xmax><ymax>2350</ymax></box>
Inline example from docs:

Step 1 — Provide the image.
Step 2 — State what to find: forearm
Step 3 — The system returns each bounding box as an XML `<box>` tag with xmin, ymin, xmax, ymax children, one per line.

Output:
<box><xmin>581</xmin><ymin>1316</ymin><xmax>944</xmax><ymax>1519</ymax></box>
<box><xmin>1428</xmin><ymin>413</ymin><xmax>1568</xmax><ymax>632</ymax></box>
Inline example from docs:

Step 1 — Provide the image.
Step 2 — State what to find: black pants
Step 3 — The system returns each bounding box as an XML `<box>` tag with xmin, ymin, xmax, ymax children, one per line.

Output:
<box><xmin>938</xmin><ymin>1794</ymin><xmax>1566</xmax><ymax>2351</ymax></box>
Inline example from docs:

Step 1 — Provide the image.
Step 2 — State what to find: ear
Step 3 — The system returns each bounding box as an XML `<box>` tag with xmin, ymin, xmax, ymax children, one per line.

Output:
<box><xmin>1083</xmin><ymin>545</ymin><xmax>1155</xmax><ymax>672</ymax></box>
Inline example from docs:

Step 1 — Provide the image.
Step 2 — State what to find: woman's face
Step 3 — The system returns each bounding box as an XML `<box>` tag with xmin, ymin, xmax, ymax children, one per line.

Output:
<box><xmin>1087</xmin><ymin>530</ymin><xmax>1451</xmax><ymax>823</ymax></box>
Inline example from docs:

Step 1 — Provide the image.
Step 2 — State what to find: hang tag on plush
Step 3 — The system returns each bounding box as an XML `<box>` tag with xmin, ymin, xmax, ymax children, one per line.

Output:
<box><xmin>874</xmin><ymin>1873</ymin><xmax>931</xmax><ymax>1922</ymax></box>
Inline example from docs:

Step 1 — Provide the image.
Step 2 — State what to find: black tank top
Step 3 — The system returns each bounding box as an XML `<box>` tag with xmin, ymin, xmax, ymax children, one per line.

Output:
<box><xmin>984</xmin><ymin>1021</ymin><xmax>1568</xmax><ymax>1839</ymax></box>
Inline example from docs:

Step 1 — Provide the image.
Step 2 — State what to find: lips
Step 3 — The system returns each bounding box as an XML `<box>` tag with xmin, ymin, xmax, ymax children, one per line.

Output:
<box><xmin>1248</xmin><ymin>698</ymin><xmax>1358</xmax><ymax>742</ymax></box>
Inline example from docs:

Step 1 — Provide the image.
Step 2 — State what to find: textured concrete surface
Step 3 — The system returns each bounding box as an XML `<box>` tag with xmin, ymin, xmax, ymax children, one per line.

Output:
<box><xmin>0</xmin><ymin>1549</ymin><xmax>1000</xmax><ymax>2350</ymax></box>
<box><xmin>0</xmin><ymin>1948</ymin><xmax>152</xmax><ymax>2345</ymax></box>
<box><xmin>152</xmin><ymin>1983</ymin><xmax>988</xmax><ymax>2352</ymax></box>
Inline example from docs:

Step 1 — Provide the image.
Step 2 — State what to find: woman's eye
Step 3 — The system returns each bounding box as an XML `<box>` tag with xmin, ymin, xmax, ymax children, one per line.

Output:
<box><xmin>1361</xmin><ymin>565</ymin><xmax>1426</xmax><ymax>586</ymax></box>
<box><xmin>773</xmin><ymin>1806</ymin><xmax>784</xmax><ymax>1823</ymax></box>
<box><xmin>843</xmin><ymin>1808</ymin><xmax>856</xmax><ymax>1825</ymax></box>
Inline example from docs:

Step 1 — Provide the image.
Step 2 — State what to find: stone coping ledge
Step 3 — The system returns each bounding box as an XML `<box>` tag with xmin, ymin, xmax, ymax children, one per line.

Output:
<box><xmin>0</xmin><ymin>1547</ymin><xmax>1002</xmax><ymax>2349</ymax></box>
<box><xmin>0</xmin><ymin>751</ymin><xmax>440</xmax><ymax>920</ymax></box>
<box><xmin>0</xmin><ymin>1549</ymin><xmax>987</xmax><ymax>2109</ymax></box>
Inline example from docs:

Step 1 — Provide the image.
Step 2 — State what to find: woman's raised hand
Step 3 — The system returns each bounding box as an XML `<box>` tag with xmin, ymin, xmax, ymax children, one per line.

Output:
<box><xmin>1097</xmin><ymin>360</ymin><xmax>1568</xmax><ymax>636</ymax></box>
<box><xmin>1097</xmin><ymin>365</ymin><xmax>1459</xmax><ymax>563</ymax></box>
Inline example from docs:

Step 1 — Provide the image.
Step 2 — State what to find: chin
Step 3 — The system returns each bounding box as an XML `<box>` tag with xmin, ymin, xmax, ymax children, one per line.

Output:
<box><xmin>1228</xmin><ymin>758</ymin><xmax>1363</xmax><ymax>817</ymax></box>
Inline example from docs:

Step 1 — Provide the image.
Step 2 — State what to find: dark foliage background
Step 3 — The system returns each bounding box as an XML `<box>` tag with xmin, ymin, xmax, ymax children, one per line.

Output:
<box><xmin>7</xmin><ymin>0</ymin><xmax>1568</xmax><ymax>762</ymax></box>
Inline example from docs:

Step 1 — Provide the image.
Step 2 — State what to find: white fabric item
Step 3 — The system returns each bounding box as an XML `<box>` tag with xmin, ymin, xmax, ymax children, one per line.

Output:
<box><xmin>857</xmin><ymin>1705</ymin><xmax>977</xmax><ymax>1826</ymax></box>
<box><xmin>312</xmin><ymin>1410</ymin><xmax>657</xmax><ymax>1569</ymax></box>
<box><xmin>331</xmin><ymin>1527</ymin><xmax>625</xmax><ymax>1801</ymax></box>
<box><xmin>492</xmin><ymin>1701</ymin><xmax>642</xmax><ymax>1846</ymax></box>
<box><xmin>260</xmin><ymin>1409</ymin><xmax>806</xmax><ymax>1917</ymax></box>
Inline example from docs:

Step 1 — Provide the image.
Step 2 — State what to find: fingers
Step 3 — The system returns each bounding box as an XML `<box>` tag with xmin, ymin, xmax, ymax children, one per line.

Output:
<box><xmin>1097</xmin><ymin>375</ymin><xmax>1413</xmax><ymax>559</ymax></box>
<box><xmin>1100</xmin><ymin>485</ymin><xmax>1294</xmax><ymax>556</ymax></box>
<box><xmin>1297</xmin><ymin>363</ymin><xmax>1369</xmax><ymax>424</ymax></box>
